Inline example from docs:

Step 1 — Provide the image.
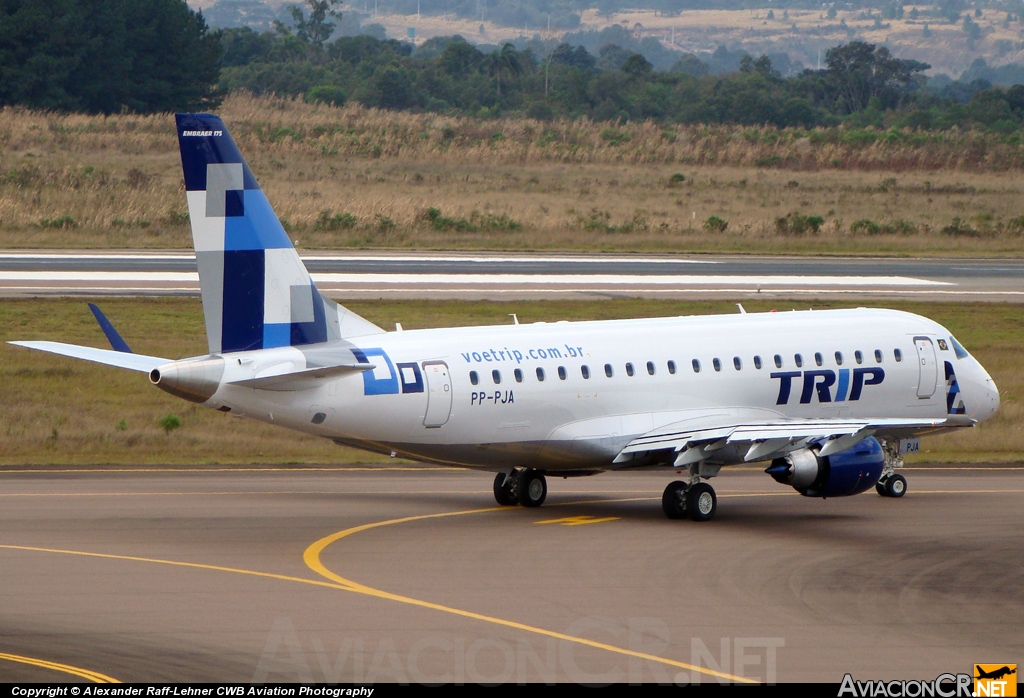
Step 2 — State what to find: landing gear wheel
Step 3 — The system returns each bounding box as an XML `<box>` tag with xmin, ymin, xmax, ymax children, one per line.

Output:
<box><xmin>493</xmin><ymin>471</ymin><xmax>518</xmax><ymax>506</ymax></box>
<box><xmin>885</xmin><ymin>473</ymin><xmax>907</xmax><ymax>498</ymax></box>
<box><xmin>517</xmin><ymin>469</ymin><xmax>547</xmax><ymax>507</ymax></box>
<box><xmin>661</xmin><ymin>480</ymin><xmax>689</xmax><ymax>519</ymax></box>
<box><xmin>876</xmin><ymin>477</ymin><xmax>889</xmax><ymax>496</ymax></box>
<box><xmin>686</xmin><ymin>482</ymin><xmax>717</xmax><ymax>522</ymax></box>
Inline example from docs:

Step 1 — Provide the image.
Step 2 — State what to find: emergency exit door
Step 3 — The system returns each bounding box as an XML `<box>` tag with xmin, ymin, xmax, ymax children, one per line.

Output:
<box><xmin>422</xmin><ymin>361</ymin><xmax>452</xmax><ymax>427</ymax></box>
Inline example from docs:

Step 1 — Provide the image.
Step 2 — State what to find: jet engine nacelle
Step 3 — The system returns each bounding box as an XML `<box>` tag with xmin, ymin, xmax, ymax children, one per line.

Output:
<box><xmin>766</xmin><ymin>436</ymin><xmax>885</xmax><ymax>497</ymax></box>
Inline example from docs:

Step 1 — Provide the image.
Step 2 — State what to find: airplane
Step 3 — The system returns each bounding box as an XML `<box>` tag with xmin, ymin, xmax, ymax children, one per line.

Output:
<box><xmin>9</xmin><ymin>114</ymin><xmax>1001</xmax><ymax>522</ymax></box>
<box><xmin>975</xmin><ymin>666</ymin><xmax>1017</xmax><ymax>681</ymax></box>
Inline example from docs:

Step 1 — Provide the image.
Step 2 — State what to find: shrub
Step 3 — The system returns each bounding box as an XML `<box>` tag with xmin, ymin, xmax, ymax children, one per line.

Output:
<box><xmin>306</xmin><ymin>85</ymin><xmax>347</xmax><ymax>106</ymax></box>
<box><xmin>374</xmin><ymin>214</ymin><xmax>396</xmax><ymax>232</ymax></box>
<box><xmin>315</xmin><ymin>210</ymin><xmax>358</xmax><ymax>231</ymax></box>
<box><xmin>667</xmin><ymin>173</ymin><xmax>686</xmax><ymax>187</ymax></box>
<box><xmin>423</xmin><ymin>207</ymin><xmax>475</xmax><ymax>231</ymax></box>
<box><xmin>600</xmin><ymin>127</ymin><xmax>631</xmax><ymax>145</ymax></box>
<box><xmin>159</xmin><ymin>413</ymin><xmax>182</xmax><ymax>434</ymax></box>
<box><xmin>165</xmin><ymin>210</ymin><xmax>190</xmax><ymax>226</ymax></box>
<box><xmin>703</xmin><ymin>215</ymin><xmax>728</xmax><ymax>233</ymax></box>
<box><xmin>850</xmin><ymin>218</ymin><xmax>881</xmax><ymax>235</ymax></box>
<box><xmin>754</xmin><ymin>155</ymin><xmax>783</xmax><ymax>168</ymax></box>
<box><xmin>776</xmin><ymin>212</ymin><xmax>824</xmax><ymax>235</ymax></box>
<box><xmin>39</xmin><ymin>215</ymin><xmax>77</xmax><ymax>229</ymax></box>
<box><xmin>941</xmin><ymin>217</ymin><xmax>981</xmax><ymax>237</ymax></box>
<box><xmin>1006</xmin><ymin>215</ymin><xmax>1024</xmax><ymax>233</ymax></box>
<box><xmin>472</xmin><ymin>212</ymin><xmax>522</xmax><ymax>231</ymax></box>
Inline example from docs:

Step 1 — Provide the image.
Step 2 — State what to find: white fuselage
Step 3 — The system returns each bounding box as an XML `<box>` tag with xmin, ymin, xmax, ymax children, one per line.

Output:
<box><xmin>201</xmin><ymin>308</ymin><xmax>998</xmax><ymax>472</ymax></box>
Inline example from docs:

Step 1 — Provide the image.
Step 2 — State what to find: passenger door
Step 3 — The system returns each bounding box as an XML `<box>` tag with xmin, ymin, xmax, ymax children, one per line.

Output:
<box><xmin>914</xmin><ymin>337</ymin><xmax>938</xmax><ymax>399</ymax></box>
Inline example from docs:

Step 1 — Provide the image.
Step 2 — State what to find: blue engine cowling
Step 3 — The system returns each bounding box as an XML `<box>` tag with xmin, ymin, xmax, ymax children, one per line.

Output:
<box><xmin>765</xmin><ymin>437</ymin><xmax>885</xmax><ymax>498</ymax></box>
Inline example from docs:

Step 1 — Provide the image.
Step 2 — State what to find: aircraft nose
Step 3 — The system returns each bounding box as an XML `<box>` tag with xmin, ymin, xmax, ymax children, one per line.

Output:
<box><xmin>968</xmin><ymin>366</ymin><xmax>1000</xmax><ymax>423</ymax></box>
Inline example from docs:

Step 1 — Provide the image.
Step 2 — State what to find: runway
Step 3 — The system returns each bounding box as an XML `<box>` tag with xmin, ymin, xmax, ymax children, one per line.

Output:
<box><xmin>1</xmin><ymin>465</ymin><xmax>1021</xmax><ymax>683</ymax></box>
<box><xmin>1</xmin><ymin>252</ymin><xmax>1022</xmax><ymax>301</ymax></box>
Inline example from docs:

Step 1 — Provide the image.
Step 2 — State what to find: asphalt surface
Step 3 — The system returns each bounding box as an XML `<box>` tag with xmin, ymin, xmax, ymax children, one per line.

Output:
<box><xmin>1</xmin><ymin>252</ymin><xmax>1022</xmax><ymax>301</ymax></box>
<box><xmin>1</xmin><ymin>465</ymin><xmax>1021</xmax><ymax>683</ymax></box>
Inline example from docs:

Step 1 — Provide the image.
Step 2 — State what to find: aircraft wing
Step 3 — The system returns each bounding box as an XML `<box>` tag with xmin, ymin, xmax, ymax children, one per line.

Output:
<box><xmin>228</xmin><ymin>363</ymin><xmax>374</xmax><ymax>391</ymax></box>
<box><xmin>9</xmin><ymin>341</ymin><xmax>168</xmax><ymax>373</ymax></box>
<box><xmin>618</xmin><ymin>415</ymin><xmax>949</xmax><ymax>465</ymax></box>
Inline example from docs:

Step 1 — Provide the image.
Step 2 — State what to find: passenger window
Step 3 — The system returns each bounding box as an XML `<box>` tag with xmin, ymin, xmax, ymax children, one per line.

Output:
<box><xmin>514</xmin><ymin>368</ymin><xmax>523</xmax><ymax>383</ymax></box>
<box><xmin>713</xmin><ymin>358</ymin><xmax>722</xmax><ymax>372</ymax></box>
<box><xmin>605</xmin><ymin>363</ymin><xmax>613</xmax><ymax>378</ymax></box>
<box><xmin>692</xmin><ymin>359</ymin><xmax>701</xmax><ymax>373</ymax></box>
<box><xmin>733</xmin><ymin>356</ymin><xmax>742</xmax><ymax>371</ymax></box>
<box><xmin>558</xmin><ymin>366</ymin><xmax>567</xmax><ymax>380</ymax></box>
<box><xmin>874</xmin><ymin>349</ymin><xmax>883</xmax><ymax>363</ymax></box>
<box><xmin>492</xmin><ymin>370</ymin><xmax>501</xmax><ymax>384</ymax></box>
<box><xmin>536</xmin><ymin>367</ymin><xmax>546</xmax><ymax>381</ymax></box>
<box><xmin>625</xmin><ymin>363</ymin><xmax>635</xmax><ymax>377</ymax></box>
<box><xmin>581</xmin><ymin>365</ymin><xmax>591</xmax><ymax>379</ymax></box>
<box><xmin>470</xmin><ymin>371</ymin><xmax>479</xmax><ymax>386</ymax></box>
<box><xmin>894</xmin><ymin>348</ymin><xmax>903</xmax><ymax>362</ymax></box>
<box><xmin>753</xmin><ymin>355</ymin><xmax>762</xmax><ymax>369</ymax></box>
<box><xmin>814</xmin><ymin>352</ymin><xmax>823</xmax><ymax>367</ymax></box>
<box><xmin>835</xmin><ymin>352</ymin><xmax>843</xmax><ymax>366</ymax></box>
<box><xmin>855</xmin><ymin>350</ymin><xmax>863</xmax><ymax>364</ymax></box>
<box><xmin>794</xmin><ymin>354</ymin><xmax>803</xmax><ymax>368</ymax></box>
<box><xmin>647</xmin><ymin>361</ymin><xmax>655</xmax><ymax>376</ymax></box>
<box><xmin>667</xmin><ymin>360</ymin><xmax>676</xmax><ymax>374</ymax></box>
<box><xmin>774</xmin><ymin>354</ymin><xmax>782</xmax><ymax>368</ymax></box>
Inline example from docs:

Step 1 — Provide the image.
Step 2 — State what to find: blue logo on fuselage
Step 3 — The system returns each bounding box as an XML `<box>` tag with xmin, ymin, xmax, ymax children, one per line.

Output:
<box><xmin>352</xmin><ymin>348</ymin><xmax>424</xmax><ymax>396</ymax></box>
<box><xmin>771</xmin><ymin>368</ymin><xmax>884</xmax><ymax>405</ymax></box>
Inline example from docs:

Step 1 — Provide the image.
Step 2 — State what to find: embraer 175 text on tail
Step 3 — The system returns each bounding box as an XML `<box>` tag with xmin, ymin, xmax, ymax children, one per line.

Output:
<box><xmin>11</xmin><ymin>114</ymin><xmax>1002</xmax><ymax>521</ymax></box>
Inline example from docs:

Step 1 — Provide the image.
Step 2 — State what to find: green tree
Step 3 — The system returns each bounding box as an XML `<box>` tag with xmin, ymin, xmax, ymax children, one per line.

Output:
<box><xmin>482</xmin><ymin>43</ymin><xmax>522</xmax><ymax>98</ymax></box>
<box><xmin>277</xmin><ymin>0</ymin><xmax>342</xmax><ymax>47</ymax></box>
<box><xmin>0</xmin><ymin>0</ymin><xmax>221</xmax><ymax>114</ymax></box>
<box><xmin>824</xmin><ymin>41</ymin><xmax>929</xmax><ymax>114</ymax></box>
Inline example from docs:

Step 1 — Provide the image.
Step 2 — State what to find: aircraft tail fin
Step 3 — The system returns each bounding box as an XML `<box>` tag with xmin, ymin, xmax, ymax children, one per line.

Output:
<box><xmin>88</xmin><ymin>303</ymin><xmax>133</xmax><ymax>353</ymax></box>
<box><xmin>174</xmin><ymin>113</ymin><xmax>384</xmax><ymax>355</ymax></box>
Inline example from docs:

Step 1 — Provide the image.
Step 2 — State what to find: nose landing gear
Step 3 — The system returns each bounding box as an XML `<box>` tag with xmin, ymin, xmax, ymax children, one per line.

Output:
<box><xmin>876</xmin><ymin>472</ymin><xmax>907</xmax><ymax>498</ymax></box>
<box><xmin>876</xmin><ymin>439</ymin><xmax>908</xmax><ymax>498</ymax></box>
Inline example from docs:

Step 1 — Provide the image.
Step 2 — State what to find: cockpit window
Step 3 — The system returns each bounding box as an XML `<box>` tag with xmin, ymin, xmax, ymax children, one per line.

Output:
<box><xmin>949</xmin><ymin>336</ymin><xmax>970</xmax><ymax>360</ymax></box>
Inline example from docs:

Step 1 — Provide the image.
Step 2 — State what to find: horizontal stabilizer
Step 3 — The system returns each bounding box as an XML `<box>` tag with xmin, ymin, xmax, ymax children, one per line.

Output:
<box><xmin>228</xmin><ymin>362</ymin><xmax>374</xmax><ymax>391</ymax></box>
<box><xmin>9</xmin><ymin>341</ymin><xmax>168</xmax><ymax>373</ymax></box>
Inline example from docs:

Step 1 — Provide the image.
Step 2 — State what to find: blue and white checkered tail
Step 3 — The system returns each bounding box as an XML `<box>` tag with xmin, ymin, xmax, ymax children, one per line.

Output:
<box><xmin>175</xmin><ymin>113</ymin><xmax>383</xmax><ymax>354</ymax></box>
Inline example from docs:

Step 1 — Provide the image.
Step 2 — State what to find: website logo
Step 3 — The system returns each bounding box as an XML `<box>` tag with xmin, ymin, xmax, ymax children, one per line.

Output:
<box><xmin>974</xmin><ymin>665</ymin><xmax>1017</xmax><ymax>697</ymax></box>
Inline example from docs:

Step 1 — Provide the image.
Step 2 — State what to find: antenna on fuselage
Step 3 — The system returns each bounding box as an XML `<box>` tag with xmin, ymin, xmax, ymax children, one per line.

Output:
<box><xmin>509</xmin><ymin>314</ymin><xmax>519</xmax><ymax>325</ymax></box>
<box><xmin>736</xmin><ymin>304</ymin><xmax>747</xmax><ymax>314</ymax></box>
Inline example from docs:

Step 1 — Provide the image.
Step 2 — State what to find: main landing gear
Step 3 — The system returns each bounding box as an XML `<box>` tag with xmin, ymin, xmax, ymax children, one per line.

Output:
<box><xmin>493</xmin><ymin>468</ymin><xmax>547</xmax><ymax>508</ymax></box>
<box><xmin>661</xmin><ymin>480</ymin><xmax>717</xmax><ymax>521</ymax></box>
<box><xmin>876</xmin><ymin>473</ymin><xmax>907</xmax><ymax>498</ymax></box>
<box><xmin>876</xmin><ymin>438</ymin><xmax>908</xmax><ymax>498</ymax></box>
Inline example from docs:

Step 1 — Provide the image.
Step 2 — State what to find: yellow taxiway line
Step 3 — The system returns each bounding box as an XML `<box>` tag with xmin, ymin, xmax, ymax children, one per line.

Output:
<box><xmin>0</xmin><ymin>651</ymin><xmax>119</xmax><ymax>683</ymax></box>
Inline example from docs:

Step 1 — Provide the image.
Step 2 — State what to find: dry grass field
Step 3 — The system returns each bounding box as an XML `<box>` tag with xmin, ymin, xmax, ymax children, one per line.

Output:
<box><xmin>0</xmin><ymin>296</ymin><xmax>1020</xmax><ymax>466</ymax></box>
<box><xmin>3</xmin><ymin>94</ymin><xmax>1024</xmax><ymax>255</ymax></box>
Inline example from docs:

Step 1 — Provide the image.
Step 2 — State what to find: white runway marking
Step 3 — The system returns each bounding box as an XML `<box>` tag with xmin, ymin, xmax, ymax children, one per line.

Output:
<box><xmin>0</xmin><ymin>271</ymin><xmax>950</xmax><ymax>286</ymax></box>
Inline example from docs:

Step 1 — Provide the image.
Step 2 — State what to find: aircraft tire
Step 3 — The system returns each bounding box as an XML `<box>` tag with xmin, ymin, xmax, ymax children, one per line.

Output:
<box><xmin>687</xmin><ymin>483</ymin><xmax>717</xmax><ymax>522</ymax></box>
<box><xmin>661</xmin><ymin>481</ymin><xmax>688</xmax><ymax>519</ymax></box>
<box><xmin>493</xmin><ymin>471</ymin><xmax>518</xmax><ymax>506</ymax></box>
<box><xmin>517</xmin><ymin>469</ymin><xmax>547</xmax><ymax>507</ymax></box>
<box><xmin>884</xmin><ymin>473</ymin><xmax>907</xmax><ymax>498</ymax></box>
<box><xmin>876</xmin><ymin>477</ymin><xmax>889</xmax><ymax>497</ymax></box>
